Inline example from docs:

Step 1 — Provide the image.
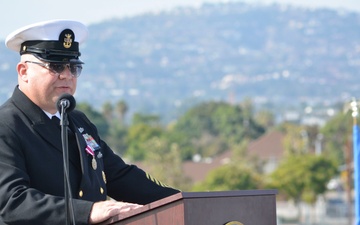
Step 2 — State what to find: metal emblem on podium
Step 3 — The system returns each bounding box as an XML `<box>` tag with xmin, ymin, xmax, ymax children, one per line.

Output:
<box><xmin>224</xmin><ymin>221</ymin><xmax>243</xmax><ymax>225</ymax></box>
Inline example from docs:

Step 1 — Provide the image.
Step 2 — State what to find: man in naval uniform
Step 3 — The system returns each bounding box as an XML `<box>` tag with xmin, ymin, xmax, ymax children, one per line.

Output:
<box><xmin>0</xmin><ymin>19</ymin><xmax>180</xmax><ymax>225</ymax></box>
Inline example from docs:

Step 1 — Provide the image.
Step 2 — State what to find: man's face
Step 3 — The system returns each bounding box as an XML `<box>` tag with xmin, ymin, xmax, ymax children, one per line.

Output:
<box><xmin>18</xmin><ymin>54</ymin><xmax>78</xmax><ymax>113</ymax></box>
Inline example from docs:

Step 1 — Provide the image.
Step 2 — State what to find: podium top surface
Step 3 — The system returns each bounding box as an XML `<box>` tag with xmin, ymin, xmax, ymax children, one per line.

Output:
<box><xmin>143</xmin><ymin>189</ymin><xmax>278</xmax><ymax>211</ymax></box>
<box><xmin>180</xmin><ymin>189</ymin><xmax>278</xmax><ymax>199</ymax></box>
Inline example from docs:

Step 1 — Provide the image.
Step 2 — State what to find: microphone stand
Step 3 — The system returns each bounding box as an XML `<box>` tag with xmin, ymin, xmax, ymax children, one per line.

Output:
<box><xmin>60</xmin><ymin>106</ymin><xmax>76</xmax><ymax>225</ymax></box>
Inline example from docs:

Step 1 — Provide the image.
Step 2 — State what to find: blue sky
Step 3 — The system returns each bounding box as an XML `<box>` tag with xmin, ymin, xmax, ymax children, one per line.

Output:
<box><xmin>0</xmin><ymin>0</ymin><xmax>359</xmax><ymax>39</ymax></box>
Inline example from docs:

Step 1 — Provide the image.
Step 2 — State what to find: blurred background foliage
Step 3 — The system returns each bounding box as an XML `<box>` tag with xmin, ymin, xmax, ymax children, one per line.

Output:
<box><xmin>79</xmin><ymin>98</ymin><xmax>344</xmax><ymax>209</ymax></box>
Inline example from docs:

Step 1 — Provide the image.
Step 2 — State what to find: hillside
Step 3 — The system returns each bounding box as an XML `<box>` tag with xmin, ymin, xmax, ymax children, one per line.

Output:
<box><xmin>1</xmin><ymin>2</ymin><xmax>360</xmax><ymax>122</ymax></box>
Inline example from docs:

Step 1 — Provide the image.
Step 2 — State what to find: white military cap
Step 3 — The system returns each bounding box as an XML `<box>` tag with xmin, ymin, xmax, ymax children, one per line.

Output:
<box><xmin>5</xmin><ymin>19</ymin><xmax>88</xmax><ymax>63</ymax></box>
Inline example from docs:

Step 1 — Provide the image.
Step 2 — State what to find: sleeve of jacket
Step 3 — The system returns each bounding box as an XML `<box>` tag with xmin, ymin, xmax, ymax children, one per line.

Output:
<box><xmin>102</xmin><ymin>140</ymin><xmax>180</xmax><ymax>204</ymax></box>
<box><xmin>0</xmin><ymin>121</ymin><xmax>93</xmax><ymax>225</ymax></box>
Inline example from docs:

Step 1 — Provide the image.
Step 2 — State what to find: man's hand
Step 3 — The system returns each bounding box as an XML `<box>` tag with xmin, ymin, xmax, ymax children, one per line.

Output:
<box><xmin>89</xmin><ymin>200</ymin><xmax>143</xmax><ymax>224</ymax></box>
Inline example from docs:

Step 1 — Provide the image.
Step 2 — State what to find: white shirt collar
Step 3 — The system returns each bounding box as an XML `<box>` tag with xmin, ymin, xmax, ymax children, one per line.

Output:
<box><xmin>43</xmin><ymin>110</ymin><xmax>60</xmax><ymax>119</ymax></box>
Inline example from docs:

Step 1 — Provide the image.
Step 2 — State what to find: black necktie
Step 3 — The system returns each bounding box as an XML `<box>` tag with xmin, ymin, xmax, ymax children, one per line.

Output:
<box><xmin>51</xmin><ymin>116</ymin><xmax>61</xmax><ymax>127</ymax></box>
<box><xmin>52</xmin><ymin>116</ymin><xmax>75</xmax><ymax>136</ymax></box>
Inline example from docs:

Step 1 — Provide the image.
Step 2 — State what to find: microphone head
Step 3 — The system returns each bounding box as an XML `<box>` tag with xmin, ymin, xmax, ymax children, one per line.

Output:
<box><xmin>56</xmin><ymin>93</ymin><xmax>76</xmax><ymax>113</ymax></box>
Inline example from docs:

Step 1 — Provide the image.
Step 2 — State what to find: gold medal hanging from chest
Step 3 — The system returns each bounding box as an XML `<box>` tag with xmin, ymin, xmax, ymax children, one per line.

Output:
<box><xmin>92</xmin><ymin>156</ymin><xmax>97</xmax><ymax>170</ymax></box>
<box><xmin>86</xmin><ymin>145</ymin><xmax>97</xmax><ymax>170</ymax></box>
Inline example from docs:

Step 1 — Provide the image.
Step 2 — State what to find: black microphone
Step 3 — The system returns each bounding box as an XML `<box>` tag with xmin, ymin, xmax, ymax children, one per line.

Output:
<box><xmin>56</xmin><ymin>93</ymin><xmax>76</xmax><ymax>113</ymax></box>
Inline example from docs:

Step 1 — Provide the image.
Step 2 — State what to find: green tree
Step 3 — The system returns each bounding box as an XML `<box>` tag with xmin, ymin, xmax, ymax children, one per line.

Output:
<box><xmin>278</xmin><ymin>122</ymin><xmax>310</xmax><ymax>156</ymax></box>
<box><xmin>210</xmin><ymin>101</ymin><xmax>264</xmax><ymax>143</ymax></box>
<box><xmin>239</xmin><ymin>97</ymin><xmax>254</xmax><ymax>120</ymax></box>
<box><xmin>163</xmin><ymin>127</ymin><xmax>197</xmax><ymax>161</ymax></box>
<box><xmin>101</xmin><ymin>101</ymin><xmax>113</xmax><ymax>123</ymax></box>
<box><xmin>255</xmin><ymin>109</ymin><xmax>275</xmax><ymax>129</ymax></box>
<box><xmin>173</xmin><ymin>101</ymin><xmax>265</xmax><ymax>159</ymax></box>
<box><xmin>122</xmin><ymin>113</ymin><xmax>164</xmax><ymax>160</ymax></box>
<box><xmin>76</xmin><ymin>102</ymin><xmax>109</xmax><ymax>137</ymax></box>
<box><xmin>132</xmin><ymin>113</ymin><xmax>160</xmax><ymax>126</ymax></box>
<box><xmin>143</xmin><ymin>137</ymin><xmax>192</xmax><ymax>191</ymax></box>
<box><xmin>192</xmin><ymin>163</ymin><xmax>261</xmax><ymax>191</ymax></box>
<box><xmin>192</xmin><ymin>132</ymin><xmax>229</xmax><ymax>158</ymax></box>
<box><xmin>105</xmin><ymin>122</ymin><xmax>128</xmax><ymax>156</ymax></box>
<box><xmin>268</xmin><ymin>154</ymin><xmax>337</xmax><ymax>220</ymax></box>
<box><xmin>115</xmin><ymin>100</ymin><xmax>128</xmax><ymax>125</ymax></box>
<box><xmin>320</xmin><ymin>110</ymin><xmax>352</xmax><ymax>165</ymax></box>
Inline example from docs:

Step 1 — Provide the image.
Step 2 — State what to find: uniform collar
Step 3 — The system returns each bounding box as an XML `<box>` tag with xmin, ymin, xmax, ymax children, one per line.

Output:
<box><xmin>43</xmin><ymin>110</ymin><xmax>60</xmax><ymax>119</ymax></box>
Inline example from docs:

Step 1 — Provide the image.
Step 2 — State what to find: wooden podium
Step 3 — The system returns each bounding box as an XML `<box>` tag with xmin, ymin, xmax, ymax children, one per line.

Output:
<box><xmin>98</xmin><ymin>189</ymin><xmax>277</xmax><ymax>225</ymax></box>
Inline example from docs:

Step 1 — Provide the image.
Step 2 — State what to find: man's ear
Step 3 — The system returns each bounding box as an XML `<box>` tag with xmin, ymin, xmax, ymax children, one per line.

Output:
<box><xmin>17</xmin><ymin>62</ymin><xmax>29</xmax><ymax>82</ymax></box>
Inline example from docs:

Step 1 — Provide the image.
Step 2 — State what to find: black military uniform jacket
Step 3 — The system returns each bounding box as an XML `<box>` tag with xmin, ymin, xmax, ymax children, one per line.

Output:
<box><xmin>0</xmin><ymin>87</ymin><xmax>179</xmax><ymax>225</ymax></box>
